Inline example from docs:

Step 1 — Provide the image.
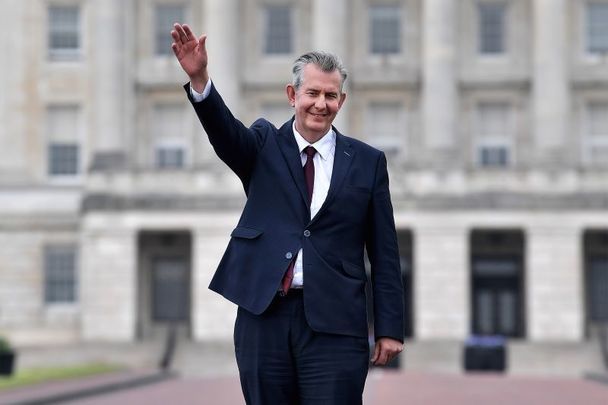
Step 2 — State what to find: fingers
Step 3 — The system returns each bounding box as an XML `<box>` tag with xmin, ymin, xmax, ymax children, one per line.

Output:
<box><xmin>371</xmin><ymin>342</ymin><xmax>380</xmax><ymax>363</ymax></box>
<box><xmin>173</xmin><ymin>23</ymin><xmax>189</xmax><ymax>44</ymax></box>
<box><xmin>183</xmin><ymin>24</ymin><xmax>195</xmax><ymax>41</ymax></box>
<box><xmin>372</xmin><ymin>339</ymin><xmax>404</xmax><ymax>366</ymax></box>
<box><xmin>198</xmin><ymin>34</ymin><xmax>207</xmax><ymax>50</ymax></box>
<box><xmin>374</xmin><ymin>346</ymin><xmax>390</xmax><ymax>366</ymax></box>
<box><xmin>171</xmin><ymin>29</ymin><xmax>181</xmax><ymax>44</ymax></box>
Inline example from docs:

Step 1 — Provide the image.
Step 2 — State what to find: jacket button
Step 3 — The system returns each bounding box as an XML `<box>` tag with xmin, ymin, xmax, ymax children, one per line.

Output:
<box><xmin>285</xmin><ymin>252</ymin><xmax>293</xmax><ymax>259</ymax></box>
<box><xmin>303</xmin><ymin>230</ymin><xmax>311</xmax><ymax>237</ymax></box>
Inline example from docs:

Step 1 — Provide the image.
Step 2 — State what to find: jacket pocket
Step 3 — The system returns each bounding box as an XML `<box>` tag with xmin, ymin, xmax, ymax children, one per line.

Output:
<box><xmin>230</xmin><ymin>226</ymin><xmax>263</xmax><ymax>239</ymax></box>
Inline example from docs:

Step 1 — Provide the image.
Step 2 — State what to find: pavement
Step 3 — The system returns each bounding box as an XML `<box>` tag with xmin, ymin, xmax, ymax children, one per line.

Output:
<box><xmin>1</xmin><ymin>369</ymin><xmax>608</xmax><ymax>405</ymax></box>
<box><xmin>0</xmin><ymin>369</ymin><xmax>173</xmax><ymax>405</ymax></box>
<box><xmin>1</xmin><ymin>340</ymin><xmax>607</xmax><ymax>405</ymax></box>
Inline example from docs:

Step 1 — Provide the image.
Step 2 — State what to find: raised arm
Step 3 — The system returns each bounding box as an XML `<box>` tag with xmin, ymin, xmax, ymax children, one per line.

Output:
<box><xmin>171</xmin><ymin>23</ymin><xmax>208</xmax><ymax>93</ymax></box>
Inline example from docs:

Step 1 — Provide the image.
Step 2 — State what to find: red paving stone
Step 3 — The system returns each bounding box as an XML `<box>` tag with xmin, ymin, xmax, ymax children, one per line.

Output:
<box><xmin>67</xmin><ymin>370</ymin><xmax>608</xmax><ymax>405</ymax></box>
<box><xmin>71</xmin><ymin>377</ymin><xmax>244</xmax><ymax>405</ymax></box>
<box><xmin>365</xmin><ymin>371</ymin><xmax>608</xmax><ymax>405</ymax></box>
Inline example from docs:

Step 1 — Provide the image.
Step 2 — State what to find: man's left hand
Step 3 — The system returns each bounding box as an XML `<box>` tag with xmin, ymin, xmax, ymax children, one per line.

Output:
<box><xmin>371</xmin><ymin>337</ymin><xmax>403</xmax><ymax>366</ymax></box>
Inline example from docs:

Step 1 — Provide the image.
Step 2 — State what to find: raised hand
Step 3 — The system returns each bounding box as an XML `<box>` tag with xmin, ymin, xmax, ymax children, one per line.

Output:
<box><xmin>171</xmin><ymin>23</ymin><xmax>208</xmax><ymax>92</ymax></box>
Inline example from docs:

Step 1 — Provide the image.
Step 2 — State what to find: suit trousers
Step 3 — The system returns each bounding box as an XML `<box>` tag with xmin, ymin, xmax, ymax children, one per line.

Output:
<box><xmin>234</xmin><ymin>290</ymin><xmax>370</xmax><ymax>405</ymax></box>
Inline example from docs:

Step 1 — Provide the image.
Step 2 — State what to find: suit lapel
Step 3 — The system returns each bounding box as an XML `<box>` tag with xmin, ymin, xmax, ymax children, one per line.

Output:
<box><xmin>310</xmin><ymin>129</ymin><xmax>355</xmax><ymax>224</ymax></box>
<box><xmin>276</xmin><ymin>119</ymin><xmax>310</xmax><ymax>211</ymax></box>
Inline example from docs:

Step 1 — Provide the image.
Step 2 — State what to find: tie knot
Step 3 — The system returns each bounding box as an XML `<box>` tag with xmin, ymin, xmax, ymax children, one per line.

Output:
<box><xmin>304</xmin><ymin>146</ymin><xmax>316</xmax><ymax>159</ymax></box>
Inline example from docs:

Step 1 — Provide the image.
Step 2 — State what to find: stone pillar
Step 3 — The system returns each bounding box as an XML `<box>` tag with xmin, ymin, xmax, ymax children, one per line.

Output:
<box><xmin>527</xmin><ymin>225</ymin><xmax>583</xmax><ymax>341</ymax></box>
<box><xmin>312</xmin><ymin>0</ymin><xmax>349</xmax><ymax>133</ymax></box>
<box><xmin>90</xmin><ymin>0</ymin><xmax>133</xmax><ymax>170</ymax></box>
<box><xmin>203</xmin><ymin>0</ymin><xmax>240</xmax><ymax>114</ymax></box>
<box><xmin>416</xmin><ymin>225</ymin><xmax>468</xmax><ymax>339</ymax></box>
<box><xmin>192</xmin><ymin>226</ymin><xmax>236</xmax><ymax>340</ymax></box>
<box><xmin>81</xmin><ymin>224</ymin><xmax>137</xmax><ymax>341</ymax></box>
<box><xmin>421</xmin><ymin>0</ymin><xmax>457</xmax><ymax>149</ymax></box>
<box><xmin>532</xmin><ymin>0</ymin><xmax>569</xmax><ymax>157</ymax></box>
<box><xmin>0</xmin><ymin>1</ymin><xmax>27</xmax><ymax>175</ymax></box>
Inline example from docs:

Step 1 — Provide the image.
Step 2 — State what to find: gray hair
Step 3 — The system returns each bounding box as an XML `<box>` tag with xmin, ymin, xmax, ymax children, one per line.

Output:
<box><xmin>292</xmin><ymin>51</ymin><xmax>348</xmax><ymax>92</ymax></box>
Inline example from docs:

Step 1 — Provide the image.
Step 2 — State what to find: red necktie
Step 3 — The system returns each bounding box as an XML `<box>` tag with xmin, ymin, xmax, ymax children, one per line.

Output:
<box><xmin>281</xmin><ymin>146</ymin><xmax>316</xmax><ymax>294</ymax></box>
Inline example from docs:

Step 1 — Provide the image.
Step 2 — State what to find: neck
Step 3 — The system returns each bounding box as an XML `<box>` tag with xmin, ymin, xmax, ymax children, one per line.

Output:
<box><xmin>295</xmin><ymin>122</ymin><xmax>327</xmax><ymax>144</ymax></box>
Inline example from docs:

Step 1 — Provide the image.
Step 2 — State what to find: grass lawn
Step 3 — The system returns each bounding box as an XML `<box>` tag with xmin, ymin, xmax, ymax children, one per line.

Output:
<box><xmin>0</xmin><ymin>363</ymin><xmax>122</xmax><ymax>390</ymax></box>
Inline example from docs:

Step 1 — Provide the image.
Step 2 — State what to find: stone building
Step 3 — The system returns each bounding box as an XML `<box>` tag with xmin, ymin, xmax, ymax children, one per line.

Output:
<box><xmin>0</xmin><ymin>0</ymin><xmax>607</xmax><ymax>373</ymax></box>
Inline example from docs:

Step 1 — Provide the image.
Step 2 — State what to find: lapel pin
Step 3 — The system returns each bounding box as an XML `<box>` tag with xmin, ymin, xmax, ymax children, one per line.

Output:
<box><xmin>344</xmin><ymin>151</ymin><xmax>351</xmax><ymax>157</ymax></box>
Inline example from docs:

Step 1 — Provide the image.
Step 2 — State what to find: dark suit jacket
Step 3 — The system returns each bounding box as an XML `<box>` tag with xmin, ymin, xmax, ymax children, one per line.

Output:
<box><xmin>185</xmin><ymin>83</ymin><xmax>404</xmax><ymax>342</ymax></box>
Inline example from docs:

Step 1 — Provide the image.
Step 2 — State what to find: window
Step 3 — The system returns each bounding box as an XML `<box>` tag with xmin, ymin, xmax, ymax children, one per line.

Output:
<box><xmin>584</xmin><ymin>102</ymin><xmax>608</xmax><ymax>167</ymax></box>
<box><xmin>156</xmin><ymin>145</ymin><xmax>185</xmax><ymax>169</ymax></box>
<box><xmin>155</xmin><ymin>4</ymin><xmax>185</xmax><ymax>55</ymax></box>
<box><xmin>369</xmin><ymin>5</ymin><xmax>401</xmax><ymax>54</ymax></box>
<box><xmin>49</xmin><ymin>144</ymin><xmax>79</xmax><ymax>175</ymax></box>
<box><xmin>153</xmin><ymin>104</ymin><xmax>188</xmax><ymax>169</ymax></box>
<box><xmin>263</xmin><ymin>5</ymin><xmax>293</xmax><ymax>54</ymax></box>
<box><xmin>366</xmin><ymin>102</ymin><xmax>406</xmax><ymax>155</ymax></box>
<box><xmin>47</xmin><ymin>106</ymin><xmax>80</xmax><ymax>177</ymax></box>
<box><xmin>478</xmin><ymin>2</ymin><xmax>506</xmax><ymax>54</ymax></box>
<box><xmin>44</xmin><ymin>245</ymin><xmax>77</xmax><ymax>304</ymax></box>
<box><xmin>475</xmin><ymin>102</ymin><xmax>512</xmax><ymax>168</ymax></box>
<box><xmin>48</xmin><ymin>5</ymin><xmax>80</xmax><ymax>61</ymax></box>
<box><xmin>587</xmin><ymin>2</ymin><xmax>608</xmax><ymax>54</ymax></box>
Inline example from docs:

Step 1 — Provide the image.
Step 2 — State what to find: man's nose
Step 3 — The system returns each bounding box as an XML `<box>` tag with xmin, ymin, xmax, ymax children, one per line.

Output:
<box><xmin>314</xmin><ymin>95</ymin><xmax>326</xmax><ymax>109</ymax></box>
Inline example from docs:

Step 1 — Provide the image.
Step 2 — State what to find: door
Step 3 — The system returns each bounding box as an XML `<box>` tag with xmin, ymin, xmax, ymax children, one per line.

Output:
<box><xmin>152</xmin><ymin>257</ymin><xmax>189</xmax><ymax>322</ymax></box>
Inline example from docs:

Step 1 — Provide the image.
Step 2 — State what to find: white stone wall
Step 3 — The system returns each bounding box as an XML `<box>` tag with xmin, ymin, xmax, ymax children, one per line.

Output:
<box><xmin>527</xmin><ymin>222</ymin><xmax>584</xmax><ymax>341</ymax></box>
<box><xmin>80</xmin><ymin>225</ymin><xmax>137</xmax><ymax>341</ymax></box>
<box><xmin>396</xmin><ymin>211</ymin><xmax>608</xmax><ymax>342</ymax></box>
<box><xmin>192</xmin><ymin>223</ymin><xmax>239</xmax><ymax>340</ymax></box>
<box><xmin>0</xmin><ymin>0</ymin><xmax>607</xmax><ymax>347</ymax></box>
<box><xmin>415</xmin><ymin>223</ymin><xmax>469</xmax><ymax>339</ymax></box>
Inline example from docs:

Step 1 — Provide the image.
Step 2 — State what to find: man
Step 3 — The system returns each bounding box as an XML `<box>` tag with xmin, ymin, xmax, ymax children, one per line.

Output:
<box><xmin>171</xmin><ymin>23</ymin><xmax>404</xmax><ymax>405</ymax></box>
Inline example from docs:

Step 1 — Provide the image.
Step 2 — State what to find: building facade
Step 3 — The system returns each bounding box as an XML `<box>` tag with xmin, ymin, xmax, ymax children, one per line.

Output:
<box><xmin>0</xmin><ymin>0</ymin><xmax>607</xmax><ymax>364</ymax></box>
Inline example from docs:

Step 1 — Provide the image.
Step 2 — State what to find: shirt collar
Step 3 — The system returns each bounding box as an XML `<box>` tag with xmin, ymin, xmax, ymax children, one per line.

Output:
<box><xmin>292</xmin><ymin>122</ymin><xmax>336</xmax><ymax>161</ymax></box>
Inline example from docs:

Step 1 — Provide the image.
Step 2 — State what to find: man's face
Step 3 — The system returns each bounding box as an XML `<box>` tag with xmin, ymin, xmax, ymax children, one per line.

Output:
<box><xmin>286</xmin><ymin>64</ymin><xmax>346</xmax><ymax>143</ymax></box>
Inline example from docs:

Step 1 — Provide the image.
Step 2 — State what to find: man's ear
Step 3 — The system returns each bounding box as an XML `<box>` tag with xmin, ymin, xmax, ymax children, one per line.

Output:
<box><xmin>338</xmin><ymin>92</ymin><xmax>347</xmax><ymax>109</ymax></box>
<box><xmin>286</xmin><ymin>84</ymin><xmax>296</xmax><ymax>107</ymax></box>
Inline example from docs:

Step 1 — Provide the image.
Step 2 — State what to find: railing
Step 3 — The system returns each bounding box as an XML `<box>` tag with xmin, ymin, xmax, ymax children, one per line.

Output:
<box><xmin>599</xmin><ymin>322</ymin><xmax>608</xmax><ymax>370</ymax></box>
<box><xmin>159</xmin><ymin>322</ymin><xmax>178</xmax><ymax>372</ymax></box>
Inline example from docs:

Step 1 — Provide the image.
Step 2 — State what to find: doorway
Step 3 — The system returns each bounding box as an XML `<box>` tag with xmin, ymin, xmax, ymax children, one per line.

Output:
<box><xmin>584</xmin><ymin>230</ymin><xmax>608</xmax><ymax>337</ymax></box>
<box><xmin>470</xmin><ymin>230</ymin><xmax>525</xmax><ymax>338</ymax></box>
<box><xmin>138</xmin><ymin>231</ymin><xmax>192</xmax><ymax>340</ymax></box>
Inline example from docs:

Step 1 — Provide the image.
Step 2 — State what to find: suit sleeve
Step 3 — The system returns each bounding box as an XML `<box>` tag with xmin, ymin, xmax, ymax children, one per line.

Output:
<box><xmin>183</xmin><ymin>82</ymin><xmax>267</xmax><ymax>188</ymax></box>
<box><xmin>366</xmin><ymin>152</ymin><xmax>405</xmax><ymax>342</ymax></box>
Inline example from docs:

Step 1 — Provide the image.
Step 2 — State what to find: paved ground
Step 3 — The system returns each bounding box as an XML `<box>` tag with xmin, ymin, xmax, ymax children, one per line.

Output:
<box><xmin>44</xmin><ymin>370</ymin><xmax>607</xmax><ymax>405</ymax></box>
<box><xmin>2</xmin><ymin>341</ymin><xmax>606</xmax><ymax>404</ymax></box>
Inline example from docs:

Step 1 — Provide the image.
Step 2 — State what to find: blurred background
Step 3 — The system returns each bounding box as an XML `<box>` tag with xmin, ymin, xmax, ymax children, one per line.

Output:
<box><xmin>0</xmin><ymin>0</ymin><xmax>607</xmax><ymax>396</ymax></box>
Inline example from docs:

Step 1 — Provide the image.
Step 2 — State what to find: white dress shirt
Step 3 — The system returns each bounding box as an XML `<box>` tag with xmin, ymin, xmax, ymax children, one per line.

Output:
<box><xmin>190</xmin><ymin>82</ymin><xmax>336</xmax><ymax>288</ymax></box>
<box><xmin>291</xmin><ymin>124</ymin><xmax>335</xmax><ymax>287</ymax></box>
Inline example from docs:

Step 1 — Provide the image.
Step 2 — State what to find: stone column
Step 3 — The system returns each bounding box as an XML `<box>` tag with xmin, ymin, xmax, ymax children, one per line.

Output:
<box><xmin>532</xmin><ymin>0</ymin><xmax>569</xmax><ymax>159</ymax></box>
<box><xmin>527</xmin><ymin>225</ymin><xmax>583</xmax><ymax>341</ymax></box>
<box><xmin>81</xmin><ymin>224</ymin><xmax>137</xmax><ymax>341</ymax></box>
<box><xmin>421</xmin><ymin>0</ymin><xmax>457</xmax><ymax>150</ymax></box>
<box><xmin>90</xmin><ymin>0</ymin><xmax>133</xmax><ymax>170</ymax></box>
<box><xmin>0</xmin><ymin>1</ymin><xmax>27</xmax><ymax>175</ymax></box>
<box><xmin>312</xmin><ymin>0</ymin><xmax>349</xmax><ymax>133</ymax></box>
<box><xmin>416</xmin><ymin>224</ymin><xmax>468</xmax><ymax>339</ymax></box>
<box><xmin>203</xmin><ymin>0</ymin><xmax>240</xmax><ymax>114</ymax></box>
<box><xmin>192</xmin><ymin>226</ymin><xmax>236</xmax><ymax>340</ymax></box>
